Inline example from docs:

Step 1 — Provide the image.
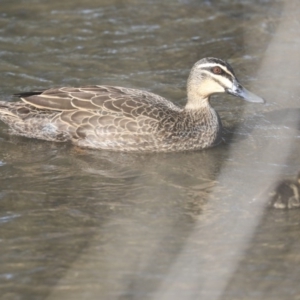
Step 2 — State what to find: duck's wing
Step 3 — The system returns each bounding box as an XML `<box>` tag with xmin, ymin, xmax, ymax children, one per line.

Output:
<box><xmin>17</xmin><ymin>85</ymin><xmax>179</xmax><ymax>116</ymax></box>
<box><xmin>13</xmin><ymin>86</ymin><xmax>181</xmax><ymax>148</ymax></box>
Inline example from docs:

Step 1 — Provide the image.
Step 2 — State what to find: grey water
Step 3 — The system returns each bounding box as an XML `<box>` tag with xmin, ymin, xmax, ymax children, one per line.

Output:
<box><xmin>0</xmin><ymin>0</ymin><xmax>300</xmax><ymax>299</ymax></box>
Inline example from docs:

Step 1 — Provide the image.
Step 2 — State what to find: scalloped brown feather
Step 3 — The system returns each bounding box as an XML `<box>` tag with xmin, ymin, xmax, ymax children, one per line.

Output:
<box><xmin>0</xmin><ymin>85</ymin><xmax>221</xmax><ymax>152</ymax></box>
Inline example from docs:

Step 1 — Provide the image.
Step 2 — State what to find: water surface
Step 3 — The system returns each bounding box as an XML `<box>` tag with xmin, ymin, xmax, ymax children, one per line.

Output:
<box><xmin>1</xmin><ymin>1</ymin><xmax>300</xmax><ymax>299</ymax></box>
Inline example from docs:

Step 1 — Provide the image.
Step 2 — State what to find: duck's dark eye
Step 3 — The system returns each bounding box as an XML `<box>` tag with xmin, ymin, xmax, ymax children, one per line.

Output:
<box><xmin>212</xmin><ymin>66</ymin><xmax>222</xmax><ymax>75</ymax></box>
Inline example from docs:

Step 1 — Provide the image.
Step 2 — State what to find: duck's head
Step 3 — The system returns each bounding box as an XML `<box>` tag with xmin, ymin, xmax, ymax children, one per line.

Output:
<box><xmin>186</xmin><ymin>57</ymin><xmax>265</xmax><ymax>109</ymax></box>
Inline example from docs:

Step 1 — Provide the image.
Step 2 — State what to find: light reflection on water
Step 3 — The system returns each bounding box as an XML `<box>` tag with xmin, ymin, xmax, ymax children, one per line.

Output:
<box><xmin>0</xmin><ymin>0</ymin><xmax>300</xmax><ymax>300</ymax></box>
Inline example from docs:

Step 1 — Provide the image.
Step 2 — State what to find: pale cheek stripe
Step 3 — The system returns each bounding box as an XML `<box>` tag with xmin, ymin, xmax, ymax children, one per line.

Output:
<box><xmin>201</xmin><ymin>70</ymin><xmax>233</xmax><ymax>88</ymax></box>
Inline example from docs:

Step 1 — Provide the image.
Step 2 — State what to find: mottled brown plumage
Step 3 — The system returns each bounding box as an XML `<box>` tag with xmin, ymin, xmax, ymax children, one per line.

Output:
<box><xmin>0</xmin><ymin>58</ymin><xmax>264</xmax><ymax>152</ymax></box>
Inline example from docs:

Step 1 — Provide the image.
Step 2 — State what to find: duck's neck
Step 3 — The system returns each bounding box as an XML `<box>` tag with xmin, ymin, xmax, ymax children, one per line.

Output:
<box><xmin>184</xmin><ymin>96</ymin><xmax>210</xmax><ymax>111</ymax></box>
<box><xmin>185</xmin><ymin>88</ymin><xmax>213</xmax><ymax>114</ymax></box>
<box><xmin>182</xmin><ymin>95</ymin><xmax>222</xmax><ymax>147</ymax></box>
<box><xmin>185</xmin><ymin>81</ymin><xmax>212</xmax><ymax>110</ymax></box>
<box><xmin>184</xmin><ymin>92</ymin><xmax>221</xmax><ymax>129</ymax></box>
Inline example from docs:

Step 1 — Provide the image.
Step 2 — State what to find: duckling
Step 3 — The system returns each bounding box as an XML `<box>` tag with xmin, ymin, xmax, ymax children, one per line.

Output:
<box><xmin>0</xmin><ymin>57</ymin><xmax>264</xmax><ymax>152</ymax></box>
<box><xmin>269</xmin><ymin>173</ymin><xmax>300</xmax><ymax>209</ymax></box>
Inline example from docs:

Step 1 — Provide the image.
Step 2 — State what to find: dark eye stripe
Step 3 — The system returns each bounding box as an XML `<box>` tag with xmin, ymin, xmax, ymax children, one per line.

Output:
<box><xmin>202</xmin><ymin>67</ymin><xmax>233</xmax><ymax>82</ymax></box>
<box><xmin>205</xmin><ymin>58</ymin><xmax>236</xmax><ymax>76</ymax></box>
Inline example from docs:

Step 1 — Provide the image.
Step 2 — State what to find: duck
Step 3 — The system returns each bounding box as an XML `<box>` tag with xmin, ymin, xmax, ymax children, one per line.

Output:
<box><xmin>269</xmin><ymin>173</ymin><xmax>300</xmax><ymax>209</ymax></box>
<box><xmin>0</xmin><ymin>57</ymin><xmax>264</xmax><ymax>152</ymax></box>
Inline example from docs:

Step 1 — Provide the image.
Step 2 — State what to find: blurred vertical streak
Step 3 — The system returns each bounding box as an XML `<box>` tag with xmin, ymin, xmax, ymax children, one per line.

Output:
<box><xmin>153</xmin><ymin>1</ymin><xmax>300</xmax><ymax>299</ymax></box>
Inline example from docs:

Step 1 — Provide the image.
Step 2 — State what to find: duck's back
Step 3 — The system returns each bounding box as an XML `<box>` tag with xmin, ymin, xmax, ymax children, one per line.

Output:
<box><xmin>1</xmin><ymin>85</ymin><xmax>198</xmax><ymax>152</ymax></box>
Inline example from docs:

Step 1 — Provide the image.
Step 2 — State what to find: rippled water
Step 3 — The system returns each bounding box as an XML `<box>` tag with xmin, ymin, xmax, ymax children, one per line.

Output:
<box><xmin>1</xmin><ymin>0</ymin><xmax>300</xmax><ymax>299</ymax></box>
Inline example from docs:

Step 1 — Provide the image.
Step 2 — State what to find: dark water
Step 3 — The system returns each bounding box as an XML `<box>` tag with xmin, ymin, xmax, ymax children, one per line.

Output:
<box><xmin>1</xmin><ymin>0</ymin><xmax>300</xmax><ymax>299</ymax></box>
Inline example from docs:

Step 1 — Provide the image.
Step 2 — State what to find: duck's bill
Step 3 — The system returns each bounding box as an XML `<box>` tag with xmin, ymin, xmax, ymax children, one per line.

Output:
<box><xmin>227</xmin><ymin>85</ymin><xmax>265</xmax><ymax>104</ymax></box>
